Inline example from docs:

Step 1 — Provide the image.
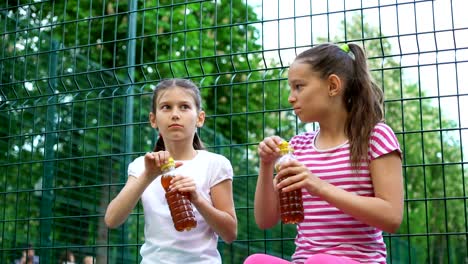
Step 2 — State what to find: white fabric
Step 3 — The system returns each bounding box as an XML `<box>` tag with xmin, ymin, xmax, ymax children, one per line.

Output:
<box><xmin>128</xmin><ymin>150</ymin><xmax>233</xmax><ymax>264</ymax></box>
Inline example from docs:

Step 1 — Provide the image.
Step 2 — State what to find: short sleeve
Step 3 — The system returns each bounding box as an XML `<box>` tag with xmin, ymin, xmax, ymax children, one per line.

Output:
<box><xmin>368</xmin><ymin>123</ymin><xmax>402</xmax><ymax>161</ymax></box>
<box><xmin>209</xmin><ymin>154</ymin><xmax>234</xmax><ymax>187</ymax></box>
<box><xmin>127</xmin><ymin>156</ymin><xmax>145</xmax><ymax>178</ymax></box>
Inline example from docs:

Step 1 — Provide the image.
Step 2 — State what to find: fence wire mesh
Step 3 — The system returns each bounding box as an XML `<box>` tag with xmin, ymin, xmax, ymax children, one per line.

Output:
<box><xmin>1</xmin><ymin>0</ymin><xmax>467</xmax><ymax>263</ymax></box>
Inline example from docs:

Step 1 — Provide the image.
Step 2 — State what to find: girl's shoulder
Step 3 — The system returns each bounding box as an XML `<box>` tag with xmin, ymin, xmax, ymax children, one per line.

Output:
<box><xmin>371</xmin><ymin>122</ymin><xmax>399</xmax><ymax>141</ymax></box>
<box><xmin>197</xmin><ymin>150</ymin><xmax>233</xmax><ymax>166</ymax></box>
<box><xmin>127</xmin><ymin>155</ymin><xmax>146</xmax><ymax>177</ymax></box>
<box><xmin>373</xmin><ymin>122</ymin><xmax>396</xmax><ymax>133</ymax></box>
<box><xmin>368</xmin><ymin>122</ymin><xmax>401</xmax><ymax>159</ymax></box>
<box><xmin>196</xmin><ymin>150</ymin><xmax>234</xmax><ymax>182</ymax></box>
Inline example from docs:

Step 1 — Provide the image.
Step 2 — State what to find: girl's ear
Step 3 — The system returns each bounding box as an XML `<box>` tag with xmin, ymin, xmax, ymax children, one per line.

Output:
<box><xmin>196</xmin><ymin>110</ymin><xmax>205</xmax><ymax>128</ymax></box>
<box><xmin>327</xmin><ymin>74</ymin><xmax>342</xmax><ymax>97</ymax></box>
<box><xmin>149</xmin><ymin>112</ymin><xmax>158</xmax><ymax>129</ymax></box>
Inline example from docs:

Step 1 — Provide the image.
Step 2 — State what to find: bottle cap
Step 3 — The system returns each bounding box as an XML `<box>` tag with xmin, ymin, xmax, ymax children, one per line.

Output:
<box><xmin>161</xmin><ymin>157</ymin><xmax>175</xmax><ymax>171</ymax></box>
<box><xmin>278</xmin><ymin>141</ymin><xmax>292</xmax><ymax>154</ymax></box>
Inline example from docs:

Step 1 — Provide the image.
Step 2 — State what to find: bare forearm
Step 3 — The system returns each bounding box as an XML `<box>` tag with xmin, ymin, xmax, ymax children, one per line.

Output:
<box><xmin>254</xmin><ymin>162</ymin><xmax>280</xmax><ymax>229</ymax></box>
<box><xmin>192</xmin><ymin>197</ymin><xmax>237</xmax><ymax>243</ymax></box>
<box><xmin>105</xmin><ymin>176</ymin><xmax>152</xmax><ymax>228</ymax></box>
<box><xmin>318</xmin><ymin>181</ymin><xmax>403</xmax><ymax>233</ymax></box>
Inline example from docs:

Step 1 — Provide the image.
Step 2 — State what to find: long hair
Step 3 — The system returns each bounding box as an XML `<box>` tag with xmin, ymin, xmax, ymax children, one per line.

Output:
<box><xmin>151</xmin><ymin>78</ymin><xmax>205</xmax><ymax>151</ymax></box>
<box><xmin>294</xmin><ymin>43</ymin><xmax>383</xmax><ymax>167</ymax></box>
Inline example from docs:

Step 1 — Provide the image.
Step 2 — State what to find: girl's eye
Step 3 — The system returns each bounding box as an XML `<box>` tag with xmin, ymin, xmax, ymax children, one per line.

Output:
<box><xmin>160</xmin><ymin>105</ymin><xmax>170</xmax><ymax>110</ymax></box>
<box><xmin>294</xmin><ymin>84</ymin><xmax>302</xmax><ymax>91</ymax></box>
<box><xmin>181</xmin><ymin>104</ymin><xmax>190</xmax><ymax>110</ymax></box>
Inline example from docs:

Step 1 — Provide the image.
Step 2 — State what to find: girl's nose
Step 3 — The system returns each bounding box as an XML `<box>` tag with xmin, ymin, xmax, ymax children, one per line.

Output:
<box><xmin>288</xmin><ymin>94</ymin><xmax>296</xmax><ymax>104</ymax></box>
<box><xmin>171</xmin><ymin>110</ymin><xmax>180</xmax><ymax>120</ymax></box>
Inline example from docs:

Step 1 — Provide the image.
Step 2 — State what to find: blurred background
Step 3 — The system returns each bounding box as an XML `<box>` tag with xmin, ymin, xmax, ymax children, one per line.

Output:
<box><xmin>1</xmin><ymin>0</ymin><xmax>467</xmax><ymax>263</ymax></box>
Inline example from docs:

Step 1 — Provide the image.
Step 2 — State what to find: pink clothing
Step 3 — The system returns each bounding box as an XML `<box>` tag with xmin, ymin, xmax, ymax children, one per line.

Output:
<box><xmin>244</xmin><ymin>253</ymin><xmax>361</xmax><ymax>264</ymax></box>
<box><xmin>287</xmin><ymin>123</ymin><xmax>401</xmax><ymax>263</ymax></box>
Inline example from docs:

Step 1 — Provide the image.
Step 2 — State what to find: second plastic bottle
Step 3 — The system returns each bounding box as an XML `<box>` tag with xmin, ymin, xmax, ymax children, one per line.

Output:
<box><xmin>274</xmin><ymin>141</ymin><xmax>304</xmax><ymax>224</ymax></box>
<box><xmin>160</xmin><ymin>157</ymin><xmax>197</xmax><ymax>231</ymax></box>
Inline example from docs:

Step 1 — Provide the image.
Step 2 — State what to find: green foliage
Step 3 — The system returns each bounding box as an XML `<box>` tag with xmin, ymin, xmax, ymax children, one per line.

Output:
<box><xmin>1</xmin><ymin>1</ymin><xmax>467</xmax><ymax>264</ymax></box>
<box><xmin>1</xmin><ymin>0</ymin><xmax>296</xmax><ymax>263</ymax></box>
<box><xmin>324</xmin><ymin>15</ymin><xmax>468</xmax><ymax>264</ymax></box>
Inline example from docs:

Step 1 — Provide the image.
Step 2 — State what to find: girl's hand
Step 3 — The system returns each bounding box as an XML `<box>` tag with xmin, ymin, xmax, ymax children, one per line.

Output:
<box><xmin>169</xmin><ymin>175</ymin><xmax>199</xmax><ymax>202</ymax></box>
<box><xmin>143</xmin><ymin>151</ymin><xmax>179</xmax><ymax>180</ymax></box>
<box><xmin>258</xmin><ymin>136</ymin><xmax>284</xmax><ymax>164</ymax></box>
<box><xmin>275</xmin><ymin>159</ymin><xmax>325</xmax><ymax>196</ymax></box>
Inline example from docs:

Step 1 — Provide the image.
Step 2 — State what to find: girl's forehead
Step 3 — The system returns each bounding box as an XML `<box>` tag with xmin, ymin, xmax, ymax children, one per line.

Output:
<box><xmin>288</xmin><ymin>63</ymin><xmax>309</xmax><ymax>78</ymax></box>
<box><xmin>289</xmin><ymin>61</ymin><xmax>311</xmax><ymax>73</ymax></box>
<box><xmin>157</xmin><ymin>87</ymin><xmax>196</xmax><ymax>103</ymax></box>
<box><xmin>288</xmin><ymin>62</ymin><xmax>321</xmax><ymax>79</ymax></box>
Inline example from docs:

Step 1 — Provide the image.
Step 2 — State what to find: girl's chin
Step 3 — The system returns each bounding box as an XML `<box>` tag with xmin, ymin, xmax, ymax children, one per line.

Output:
<box><xmin>164</xmin><ymin>135</ymin><xmax>192</xmax><ymax>141</ymax></box>
<box><xmin>296</xmin><ymin>116</ymin><xmax>315</xmax><ymax>123</ymax></box>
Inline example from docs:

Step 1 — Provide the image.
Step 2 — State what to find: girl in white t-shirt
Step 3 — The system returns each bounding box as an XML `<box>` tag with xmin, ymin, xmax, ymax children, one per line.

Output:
<box><xmin>105</xmin><ymin>78</ymin><xmax>237</xmax><ymax>264</ymax></box>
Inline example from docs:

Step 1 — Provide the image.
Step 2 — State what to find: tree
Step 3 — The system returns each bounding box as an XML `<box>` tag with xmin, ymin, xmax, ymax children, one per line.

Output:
<box><xmin>3</xmin><ymin>1</ymin><xmax>465</xmax><ymax>263</ymax></box>
<box><xmin>0</xmin><ymin>0</ymin><xmax>295</xmax><ymax>263</ymax></box>
<box><xmin>331</xmin><ymin>15</ymin><xmax>467</xmax><ymax>264</ymax></box>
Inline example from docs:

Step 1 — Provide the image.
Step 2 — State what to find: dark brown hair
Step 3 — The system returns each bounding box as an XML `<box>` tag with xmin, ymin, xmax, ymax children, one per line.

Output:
<box><xmin>294</xmin><ymin>43</ymin><xmax>383</xmax><ymax>167</ymax></box>
<box><xmin>151</xmin><ymin>78</ymin><xmax>205</xmax><ymax>151</ymax></box>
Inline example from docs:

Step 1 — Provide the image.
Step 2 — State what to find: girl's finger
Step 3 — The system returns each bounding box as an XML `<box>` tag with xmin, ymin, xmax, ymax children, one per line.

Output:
<box><xmin>280</xmin><ymin>181</ymin><xmax>301</xmax><ymax>193</ymax></box>
<box><xmin>152</xmin><ymin>152</ymin><xmax>159</xmax><ymax>166</ymax></box>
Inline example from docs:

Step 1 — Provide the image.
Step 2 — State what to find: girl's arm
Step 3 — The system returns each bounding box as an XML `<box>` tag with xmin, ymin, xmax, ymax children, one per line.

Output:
<box><xmin>254</xmin><ymin>161</ymin><xmax>281</xmax><ymax>229</ymax></box>
<box><xmin>191</xmin><ymin>179</ymin><xmax>237</xmax><ymax>243</ymax></box>
<box><xmin>105</xmin><ymin>151</ymin><xmax>171</xmax><ymax>228</ymax></box>
<box><xmin>254</xmin><ymin>135</ymin><xmax>284</xmax><ymax>229</ymax></box>
<box><xmin>279</xmin><ymin>151</ymin><xmax>404</xmax><ymax>233</ymax></box>
<box><xmin>104</xmin><ymin>173</ymin><xmax>152</xmax><ymax>228</ymax></box>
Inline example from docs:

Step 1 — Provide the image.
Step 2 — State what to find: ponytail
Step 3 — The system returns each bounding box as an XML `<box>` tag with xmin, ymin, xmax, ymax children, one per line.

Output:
<box><xmin>193</xmin><ymin>133</ymin><xmax>205</xmax><ymax>150</ymax></box>
<box><xmin>153</xmin><ymin>134</ymin><xmax>165</xmax><ymax>152</ymax></box>
<box><xmin>153</xmin><ymin>133</ymin><xmax>205</xmax><ymax>152</ymax></box>
<box><xmin>345</xmin><ymin>43</ymin><xmax>383</xmax><ymax>167</ymax></box>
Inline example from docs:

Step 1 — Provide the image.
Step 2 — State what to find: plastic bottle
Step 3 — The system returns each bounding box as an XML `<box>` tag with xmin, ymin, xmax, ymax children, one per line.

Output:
<box><xmin>160</xmin><ymin>157</ymin><xmax>197</xmax><ymax>231</ymax></box>
<box><xmin>274</xmin><ymin>141</ymin><xmax>304</xmax><ymax>224</ymax></box>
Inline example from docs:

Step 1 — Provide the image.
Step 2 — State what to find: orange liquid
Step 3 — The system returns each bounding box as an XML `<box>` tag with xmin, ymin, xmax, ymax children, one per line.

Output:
<box><xmin>277</xmin><ymin>175</ymin><xmax>304</xmax><ymax>224</ymax></box>
<box><xmin>161</xmin><ymin>175</ymin><xmax>197</xmax><ymax>231</ymax></box>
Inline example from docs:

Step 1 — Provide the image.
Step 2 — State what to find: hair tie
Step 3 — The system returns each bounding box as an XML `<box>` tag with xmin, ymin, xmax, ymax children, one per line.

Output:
<box><xmin>339</xmin><ymin>43</ymin><xmax>355</xmax><ymax>60</ymax></box>
<box><xmin>340</xmin><ymin>44</ymin><xmax>350</xmax><ymax>53</ymax></box>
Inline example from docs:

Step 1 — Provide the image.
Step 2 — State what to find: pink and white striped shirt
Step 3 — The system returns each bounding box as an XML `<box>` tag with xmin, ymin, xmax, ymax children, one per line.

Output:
<box><xmin>290</xmin><ymin>123</ymin><xmax>401</xmax><ymax>264</ymax></box>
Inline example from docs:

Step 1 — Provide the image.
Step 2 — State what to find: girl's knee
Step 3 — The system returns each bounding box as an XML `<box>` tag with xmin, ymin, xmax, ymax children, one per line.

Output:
<box><xmin>305</xmin><ymin>253</ymin><xmax>359</xmax><ymax>264</ymax></box>
<box><xmin>244</xmin><ymin>254</ymin><xmax>265</xmax><ymax>264</ymax></box>
<box><xmin>244</xmin><ymin>253</ymin><xmax>290</xmax><ymax>264</ymax></box>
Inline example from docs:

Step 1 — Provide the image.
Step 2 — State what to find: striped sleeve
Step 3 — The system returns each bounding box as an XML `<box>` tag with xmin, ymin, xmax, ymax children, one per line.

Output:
<box><xmin>368</xmin><ymin>123</ymin><xmax>401</xmax><ymax>161</ymax></box>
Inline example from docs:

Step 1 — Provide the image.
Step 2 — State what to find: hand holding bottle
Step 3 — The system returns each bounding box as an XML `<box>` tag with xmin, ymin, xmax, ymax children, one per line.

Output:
<box><xmin>258</xmin><ymin>136</ymin><xmax>284</xmax><ymax>164</ymax></box>
<box><xmin>166</xmin><ymin>175</ymin><xmax>200</xmax><ymax>203</ymax></box>
<box><xmin>276</xmin><ymin>159</ymin><xmax>326</xmax><ymax>197</ymax></box>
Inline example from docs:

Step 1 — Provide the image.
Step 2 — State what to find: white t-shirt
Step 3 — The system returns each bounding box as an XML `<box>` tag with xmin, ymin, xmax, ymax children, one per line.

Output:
<box><xmin>128</xmin><ymin>150</ymin><xmax>234</xmax><ymax>264</ymax></box>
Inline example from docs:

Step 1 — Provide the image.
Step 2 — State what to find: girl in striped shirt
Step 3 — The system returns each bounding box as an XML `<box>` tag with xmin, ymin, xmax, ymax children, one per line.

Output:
<box><xmin>245</xmin><ymin>43</ymin><xmax>403</xmax><ymax>264</ymax></box>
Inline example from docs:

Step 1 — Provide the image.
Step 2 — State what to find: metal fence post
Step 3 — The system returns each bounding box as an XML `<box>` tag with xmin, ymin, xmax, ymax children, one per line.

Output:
<box><xmin>39</xmin><ymin>39</ymin><xmax>58</xmax><ymax>264</ymax></box>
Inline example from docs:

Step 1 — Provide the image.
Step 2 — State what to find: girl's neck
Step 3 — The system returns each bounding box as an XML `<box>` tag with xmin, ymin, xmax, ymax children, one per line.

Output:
<box><xmin>164</xmin><ymin>144</ymin><xmax>198</xmax><ymax>160</ymax></box>
<box><xmin>315</xmin><ymin>120</ymin><xmax>348</xmax><ymax>149</ymax></box>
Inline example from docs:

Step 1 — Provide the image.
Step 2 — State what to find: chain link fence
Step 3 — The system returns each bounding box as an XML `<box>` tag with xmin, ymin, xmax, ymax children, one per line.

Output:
<box><xmin>1</xmin><ymin>0</ymin><xmax>467</xmax><ymax>263</ymax></box>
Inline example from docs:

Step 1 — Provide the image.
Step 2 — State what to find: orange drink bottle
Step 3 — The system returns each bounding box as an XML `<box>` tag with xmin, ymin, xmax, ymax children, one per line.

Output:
<box><xmin>160</xmin><ymin>157</ymin><xmax>197</xmax><ymax>231</ymax></box>
<box><xmin>274</xmin><ymin>141</ymin><xmax>304</xmax><ymax>224</ymax></box>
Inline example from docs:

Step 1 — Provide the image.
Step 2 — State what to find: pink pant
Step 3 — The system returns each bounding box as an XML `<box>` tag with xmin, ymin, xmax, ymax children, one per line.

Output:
<box><xmin>243</xmin><ymin>253</ymin><xmax>361</xmax><ymax>264</ymax></box>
